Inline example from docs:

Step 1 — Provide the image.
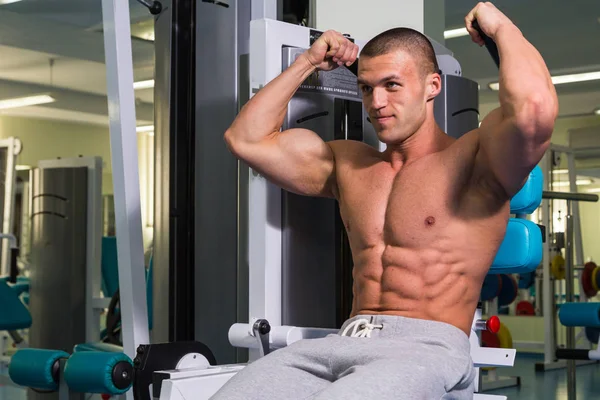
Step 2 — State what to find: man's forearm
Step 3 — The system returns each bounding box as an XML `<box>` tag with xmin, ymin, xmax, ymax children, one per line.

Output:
<box><xmin>225</xmin><ymin>55</ymin><xmax>317</xmax><ymax>144</ymax></box>
<box><xmin>495</xmin><ymin>24</ymin><xmax>557</xmax><ymax>125</ymax></box>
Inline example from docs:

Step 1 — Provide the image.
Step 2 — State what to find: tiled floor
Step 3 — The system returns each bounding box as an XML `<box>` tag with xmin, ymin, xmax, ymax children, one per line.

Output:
<box><xmin>1</xmin><ymin>353</ymin><xmax>598</xmax><ymax>399</ymax></box>
<box><xmin>485</xmin><ymin>353</ymin><xmax>600</xmax><ymax>399</ymax></box>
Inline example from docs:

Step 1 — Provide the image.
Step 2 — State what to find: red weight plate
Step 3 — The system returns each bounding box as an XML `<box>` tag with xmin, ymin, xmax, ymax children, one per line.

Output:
<box><xmin>582</xmin><ymin>262</ymin><xmax>598</xmax><ymax>298</ymax></box>
<box><xmin>482</xmin><ymin>330</ymin><xmax>500</xmax><ymax>348</ymax></box>
<box><xmin>516</xmin><ymin>300</ymin><xmax>535</xmax><ymax>316</ymax></box>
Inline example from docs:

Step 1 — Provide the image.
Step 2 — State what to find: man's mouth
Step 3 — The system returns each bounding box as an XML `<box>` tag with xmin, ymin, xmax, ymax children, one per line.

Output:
<box><xmin>375</xmin><ymin>116</ymin><xmax>393</xmax><ymax>123</ymax></box>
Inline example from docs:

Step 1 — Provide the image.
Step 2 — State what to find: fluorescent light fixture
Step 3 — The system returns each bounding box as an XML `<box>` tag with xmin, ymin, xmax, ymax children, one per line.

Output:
<box><xmin>0</xmin><ymin>0</ymin><xmax>24</xmax><ymax>5</ymax></box>
<box><xmin>587</xmin><ymin>188</ymin><xmax>600</xmax><ymax>193</ymax></box>
<box><xmin>552</xmin><ymin>179</ymin><xmax>592</xmax><ymax>187</ymax></box>
<box><xmin>15</xmin><ymin>165</ymin><xmax>31</xmax><ymax>171</ymax></box>
<box><xmin>444</xmin><ymin>27</ymin><xmax>469</xmax><ymax>39</ymax></box>
<box><xmin>142</xmin><ymin>32</ymin><xmax>155</xmax><ymax>41</ymax></box>
<box><xmin>136</xmin><ymin>125</ymin><xmax>154</xmax><ymax>133</ymax></box>
<box><xmin>489</xmin><ymin>71</ymin><xmax>600</xmax><ymax>91</ymax></box>
<box><xmin>595</xmin><ymin>108</ymin><xmax>600</xmax><ymax>115</ymax></box>
<box><xmin>552</xmin><ymin>169</ymin><xmax>568</xmax><ymax>174</ymax></box>
<box><xmin>0</xmin><ymin>94</ymin><xmax>55</xmax><ymax>110</ymax></box>
<box><xmin>134</xmin><ymin>80</ymin><xmax>154</xmax><ymax>90</ymax></box>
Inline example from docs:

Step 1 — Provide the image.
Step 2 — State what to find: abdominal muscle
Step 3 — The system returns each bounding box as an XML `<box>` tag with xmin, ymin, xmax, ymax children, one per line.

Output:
<box><xmin>350</xmin><ymin>243</ymin><xmax>489</xmax><ymax>337</ymax></box>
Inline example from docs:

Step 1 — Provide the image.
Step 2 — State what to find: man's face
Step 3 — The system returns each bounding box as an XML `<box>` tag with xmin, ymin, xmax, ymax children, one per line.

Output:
<box><xmin>357</xmin><ymin>51</ymin><xmax>433</xmax><ymax>144</ymax></box>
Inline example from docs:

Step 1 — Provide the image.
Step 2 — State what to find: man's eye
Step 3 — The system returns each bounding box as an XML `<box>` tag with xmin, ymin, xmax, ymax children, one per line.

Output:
<box><xmin>387</xmin><ymin>82</ymin><xmax>399</xmax><ymax>88</ymax></box>
<box><xmin>361</xmin><ymin>86</ymin><xmax>372</xmax><ymax>93</ymax></box>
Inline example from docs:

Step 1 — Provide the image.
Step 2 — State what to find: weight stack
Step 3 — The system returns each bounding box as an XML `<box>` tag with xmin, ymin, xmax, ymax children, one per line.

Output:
<box><xmin>29</xmin><ymin>166</ymin><xmax>89</xmax><ymax>400</ymax></box>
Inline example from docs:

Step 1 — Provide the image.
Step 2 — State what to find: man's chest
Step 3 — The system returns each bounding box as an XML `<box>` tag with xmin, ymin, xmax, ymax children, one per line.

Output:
<box><xmin>336</xmin><ymin>155</ymin><xmax>474</xmax><ymax>250</ymax></box>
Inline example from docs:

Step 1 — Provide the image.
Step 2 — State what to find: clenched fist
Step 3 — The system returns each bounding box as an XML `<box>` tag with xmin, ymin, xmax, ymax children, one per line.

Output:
<box><xmin>465</xmin><ymin>2</ymin><xmax>516</xmax><ymax>45</ymax></box>
<box><xmin>300</xmin><ymin>30</ymin><xmax>359</xmax><ymax>72</ymax></box>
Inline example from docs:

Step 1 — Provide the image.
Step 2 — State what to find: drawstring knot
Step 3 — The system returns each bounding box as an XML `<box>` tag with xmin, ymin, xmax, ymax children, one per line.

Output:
<box><xmin>341</xmin><ymin>318</ymin><xmax>383</xmax><ymax>338</ymax></box>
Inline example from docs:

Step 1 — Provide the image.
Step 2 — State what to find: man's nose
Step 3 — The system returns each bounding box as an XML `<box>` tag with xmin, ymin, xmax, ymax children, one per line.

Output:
<box><xmin>371</xmin><ymin>88</ymin><xmax>387</xmax><ymax>110</ymax></box>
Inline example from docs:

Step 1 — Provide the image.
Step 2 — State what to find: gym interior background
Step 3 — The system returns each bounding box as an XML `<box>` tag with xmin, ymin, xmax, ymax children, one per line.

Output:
<box><xmin>0</xmin><ymin>0</ymin><xmax>599</xmax><ymax>399</ymax></box>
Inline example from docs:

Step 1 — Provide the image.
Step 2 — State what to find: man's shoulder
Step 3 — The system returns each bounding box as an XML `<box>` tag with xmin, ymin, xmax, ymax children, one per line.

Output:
<box><xmin>328</xmin><ymin>139</ymin><xmax>383</xmax><ymax>160</ymax></box>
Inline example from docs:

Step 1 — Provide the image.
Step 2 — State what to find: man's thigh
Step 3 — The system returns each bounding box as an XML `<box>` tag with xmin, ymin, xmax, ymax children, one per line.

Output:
<box><xmin>211</xmin><ymin>337</ymin><xmax>335</xmax><ymax>400</ymax></box>
<box><xmin>313</xmin><ymin>343</ymin><xmax>475</xmax><ymax>400</ymax></box>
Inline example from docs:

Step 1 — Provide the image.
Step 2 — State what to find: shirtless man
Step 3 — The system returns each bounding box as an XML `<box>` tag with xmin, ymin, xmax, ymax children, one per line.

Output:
<box><xmin>216</xmin><ymin>2</ymin><xmax>557</xmax><ymax>399</ymax></box>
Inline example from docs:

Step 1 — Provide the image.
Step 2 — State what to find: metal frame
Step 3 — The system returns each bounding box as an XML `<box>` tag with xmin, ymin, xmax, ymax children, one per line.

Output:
<box><xmin>247</xmin><ymin>18</ymin><xmax>374</xmax><ymax>361</ymax></box>
<box><xmin>101</xmin><ymin>0</ymin><xmax>149</xmax><ymax>374</ymax></box>
<box><xmin>0</xmin><ymin>137</ymin><xmax>21</xmax><ymax>277</ymax></box>
<box><xmin>37</xmin><ymin>157</ymin><xmax>103</xmax><ymax>343</ymax></box>
<box><xmin>536</xmin><ymin>145</ymin><xmax>592</xmax><ymax>372</ymax></box>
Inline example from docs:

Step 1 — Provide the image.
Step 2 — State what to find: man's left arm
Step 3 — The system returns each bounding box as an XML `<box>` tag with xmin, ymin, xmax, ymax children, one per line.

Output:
<box><xmin>467</xmin><ymin>2</ymin><xmax>559</xmax><ymax>198</ymax></box>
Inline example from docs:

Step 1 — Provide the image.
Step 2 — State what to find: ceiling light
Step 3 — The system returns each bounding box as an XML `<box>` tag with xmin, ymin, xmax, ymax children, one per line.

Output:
<box><xmin>489</xmin><ymin>71</ymin><xmax>600</xmax><ymax>91</ymax></box>
<box><xmin>444</xmin><ymin>27</ymin><xmax>469</xmax><ymax>39</ymax></box>
<box><xmin>552</xmin><ymin>179</ymin><xmax>593</xmax><ymax>187</ymax></box>
<box><xmin>0</xmin><ymin>0</ymin><xmax>24</xmax><ymax>5</ymax></box>
<box><xmin>587</xmin><ymin>188</ymin><xmax>600</xmax><ymax>193</ymax></box>
<box><xmin>595</xmin><ymin>108</ymin><xmax>600</xmax><ymax>115</ymax></box>
<box><xmin>15</xmin><ymin>165</ymin><xmax>31</xmax><ymax>171</ymax></box>
<box><xmin>142</xmin><ymin>32</ymin><xmax>155</xmax><ymax>41</ymax></box>
<box><xmin>0</xmin><ymin>94</ymin><xmax>55</xmax><ymax>110</ymax></box>
<box><xmin>552</xmin><ymin>169</ymin><xmax>569</xmax><ymax>174</ymax></box>
<box><xmin>134</xmin><ymin>80</ymin><xmax>154</xmax><ymax>90</ymax></box>
<box><xmin>136</xmin><ymin>125</ymin><xmax>154</xmax><ymax>133</ymax></box>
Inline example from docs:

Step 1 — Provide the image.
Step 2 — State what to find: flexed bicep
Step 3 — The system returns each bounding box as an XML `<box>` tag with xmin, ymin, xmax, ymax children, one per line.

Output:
<box><xmin>227</xmin><ymin>127</ymin><xmax>338</xmax><ymax>198</ymax></box>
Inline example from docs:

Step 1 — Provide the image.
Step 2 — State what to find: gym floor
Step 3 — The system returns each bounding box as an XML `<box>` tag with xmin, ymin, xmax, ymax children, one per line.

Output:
<box><xmin>1</xmin><ymin>353</ymin><xmax>599</xmax><ymax>399</ymax></box>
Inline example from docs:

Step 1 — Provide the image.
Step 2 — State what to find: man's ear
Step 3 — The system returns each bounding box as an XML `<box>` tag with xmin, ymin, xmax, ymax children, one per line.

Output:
<box><xmin>426</xmin><ymin>73</ymin><xmax>442</xmax><ymax>101</ymax></box>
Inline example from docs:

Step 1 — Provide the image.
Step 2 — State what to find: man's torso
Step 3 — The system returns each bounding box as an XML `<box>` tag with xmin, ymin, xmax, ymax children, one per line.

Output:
<box><xmin>329</xmin><ymin>130</ymin><xmax>511</xmax><ymax>335</ymax></box>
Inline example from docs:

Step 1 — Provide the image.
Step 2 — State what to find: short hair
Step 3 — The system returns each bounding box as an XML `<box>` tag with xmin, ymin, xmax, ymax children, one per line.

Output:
<box><xmin>360</xmin><ymin>27</ymin><xmax>439</xmax><ymax>77</ymax></box>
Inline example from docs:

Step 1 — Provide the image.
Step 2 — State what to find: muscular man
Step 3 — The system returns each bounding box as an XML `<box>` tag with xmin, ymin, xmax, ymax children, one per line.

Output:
<box><xmin>217</xmin><ymin>3</ymin><xmax>557</xmax><ymax>399</ymax></box>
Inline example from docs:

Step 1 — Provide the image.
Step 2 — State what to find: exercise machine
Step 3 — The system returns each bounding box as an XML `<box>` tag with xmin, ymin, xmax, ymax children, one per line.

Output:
<box><xmin>552</xmin><ymin>190</ymin><xmax>600</xmax><ymax>400</ymax></box>
<box><xmin>132</xmin><ymin>17</ymin><xmax>539</xmax><ymax>400</ymax></box>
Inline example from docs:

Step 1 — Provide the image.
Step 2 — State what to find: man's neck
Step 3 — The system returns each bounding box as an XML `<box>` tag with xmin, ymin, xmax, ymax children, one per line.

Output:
<box><xmin>385</xmin><ymin>119</ymin><xmax>453</xmax><ymax>170</ymax></box>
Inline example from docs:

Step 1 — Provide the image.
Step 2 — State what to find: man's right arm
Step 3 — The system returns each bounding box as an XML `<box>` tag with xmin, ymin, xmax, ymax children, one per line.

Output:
<box><xmin>224</xmin><ymin>31</ymin><xmax>359</xmax><ymax>199</ymax></box>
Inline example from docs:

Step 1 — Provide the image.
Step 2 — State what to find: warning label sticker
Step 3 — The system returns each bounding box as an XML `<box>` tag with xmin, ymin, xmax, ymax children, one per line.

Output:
<box><xmin>298</xmin><ymin>66</ymin><xmax>360</xmax><ymax>99</ymax></box>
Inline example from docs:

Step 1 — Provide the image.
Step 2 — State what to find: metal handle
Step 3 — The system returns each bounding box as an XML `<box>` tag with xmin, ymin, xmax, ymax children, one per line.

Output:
<box><xmin>472</xmin><ymin>20</ymin><xmax>500</xmax><ymax>68</ymax></box>
<box><xmin>252</xmin><ymin>319</ymin><xmax>271</xmax><ymax>357</ymax></box>
<box><xmin>136</xmin><ymin>0</ymin><xmax>162</xmax><ymax>15</ymax></box>
<box><xmin>543</xmin><ymin>191</ymin><xmax>599</xmax><ymax>202</ymax></box>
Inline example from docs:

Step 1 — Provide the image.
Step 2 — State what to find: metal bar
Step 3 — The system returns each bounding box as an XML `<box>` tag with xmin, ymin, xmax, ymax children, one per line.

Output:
<box><xmin>251</xmin><ymin>0</ymin><xmax>278</xmax><ymax>19</ymax></box>
<box><xmin>38</xmin><ymin>157</ymin><xmax>103</xmax><ymax>344</ymax></box>
<box><xmin>101</xmin><ymin>0</ymin><xmax>150</xmax><ymax>373</ymax></box>
<box><xmin>556</xmin><ymin>349</ymin><xmax>590</xmax><ymax>360</ymax></box>
<box><xmin>151</xmin><ymin>0</ymin><xmax>172</xmax><ymax>344</ymax></box>
<box><xmin>541</xmin><ymin>153</ymin><xmax>555</xmax><ymax>365</ymax></box>
<box><xmin>542</xmin><ymin>191</ymin><xmax>599</xmax><ymax>202</ymax></box>
<box><xmin>567</xmin><ymin>152</ymin><xmax>584</xmax><ymax>267</ymax></box>
<box><xmin>565</xmin><ymin>200</ymin><xmax>576</xmax><ymax>400</ymax></box>
<box><xmin>172</xmin><ymin>0</ymin><xmax>196</xmax><ymax>343</ymax></box>
<box><xmin>550</xmin><ymin>143</ymin><xmax>572</xmax><ymax>154</ymax></box>
<box><xmin>0</xmin><ymin>138</ymin><xmax>18</xmax><ymax>277</ymax></box>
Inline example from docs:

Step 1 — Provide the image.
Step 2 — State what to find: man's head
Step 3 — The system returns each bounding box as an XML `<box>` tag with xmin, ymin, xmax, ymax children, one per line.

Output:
<box><xmin>357</xmin><ymin>28</ymin><xmax>441</xmax><ymax>145</ymax></box>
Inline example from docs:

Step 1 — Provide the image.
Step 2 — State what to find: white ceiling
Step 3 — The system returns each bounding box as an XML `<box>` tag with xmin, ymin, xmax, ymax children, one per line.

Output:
<box><xmin>444</xmin><ymin>0</ymin><xmax>600</xmax><ymax>119</ymax></box>
<box><xmin>0</xmin><ymin>0</ymin><xmax>154</xmax><ymax>126</ymax></box>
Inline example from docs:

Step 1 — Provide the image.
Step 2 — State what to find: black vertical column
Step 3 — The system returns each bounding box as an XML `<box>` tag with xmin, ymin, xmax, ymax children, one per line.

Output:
<box><xmin>169</xmin><ymin>0</ymin><xmax>196</xmax><ymax>341</ymax></box>
<box><xmin>193</xmin><ymin>0</ymin><xmax>246</xmax><ymax>365</ymax></box>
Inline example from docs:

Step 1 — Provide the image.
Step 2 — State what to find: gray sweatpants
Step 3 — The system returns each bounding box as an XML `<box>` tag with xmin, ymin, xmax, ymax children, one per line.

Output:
<box><xmin>211</xmin><ymin>314</ymin><xmax>476</xmax><ymax>399</ymax></box>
